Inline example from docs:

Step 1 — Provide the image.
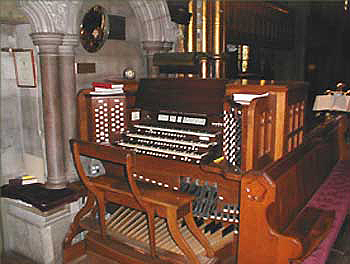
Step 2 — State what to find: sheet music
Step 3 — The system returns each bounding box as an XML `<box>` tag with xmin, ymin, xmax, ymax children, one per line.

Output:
<box><xmin>313</xmin><ymin>94</ymin><xmax>350</xmax><ymax>112</ymax></box>
<box><xmin>233</xmin><ymin>93</ymin><xmax>269</xmax><ymax>105</ymax></box>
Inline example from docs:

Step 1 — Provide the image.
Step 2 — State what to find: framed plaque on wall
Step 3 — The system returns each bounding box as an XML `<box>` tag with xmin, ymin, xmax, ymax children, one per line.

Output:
<box><xmin>13</xmin><ymin>49</ymin><xmax>37</xmax><ymax>88</ymax></box>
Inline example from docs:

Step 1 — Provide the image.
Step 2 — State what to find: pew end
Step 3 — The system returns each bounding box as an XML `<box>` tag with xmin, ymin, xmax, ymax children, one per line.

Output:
<box><xmin>238</xmin><ymin>116</ymin><xmax>347</xmax><ymax>264</ymax></box>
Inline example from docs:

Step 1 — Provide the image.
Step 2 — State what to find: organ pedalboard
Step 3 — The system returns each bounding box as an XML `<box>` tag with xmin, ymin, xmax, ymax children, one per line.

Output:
<box><xmin>118</xmin><ymin>110</ymin><xmax>223</xmax><ymax>164</ymax></box>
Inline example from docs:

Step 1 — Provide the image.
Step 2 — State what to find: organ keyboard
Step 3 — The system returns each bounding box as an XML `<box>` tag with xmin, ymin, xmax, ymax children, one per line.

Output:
<box><xmin>118</xmin><ymin>110</ymin><xmax>222</xmax><ymax>164</ymax></box>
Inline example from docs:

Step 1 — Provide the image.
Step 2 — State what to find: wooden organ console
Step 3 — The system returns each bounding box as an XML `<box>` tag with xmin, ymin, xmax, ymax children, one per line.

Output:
<box><xmin>73</xmin><ymin>78</ymin><xmax>310</xmax><ymax>263</ymax></box>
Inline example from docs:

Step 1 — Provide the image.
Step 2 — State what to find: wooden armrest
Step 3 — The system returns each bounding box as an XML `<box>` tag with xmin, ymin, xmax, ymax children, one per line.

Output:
<box><xmin>284</xmin><ymin>207</ymin><xmax>335</xmax><ymax>263</ymax></box>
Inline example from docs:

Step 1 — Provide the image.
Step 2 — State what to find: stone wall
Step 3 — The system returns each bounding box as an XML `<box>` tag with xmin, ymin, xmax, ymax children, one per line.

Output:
<box><xmin>0</xmin><ymin>23</ymin><xmax>46</xmax><ymax>256</ymax></box>
<box><xmin>0</xmin><ymin>23</ymin><xmax>45</xmax><ymax>184</ymax></box>
<box><xmin>76</xmin><ymin>0</ymin><xmax>144</xmax><ymax>92</ymax></box>
<box><xmin>0</xmin><ymin>0</ymin><xmax>145</xmax><ymax>258</ymax></box>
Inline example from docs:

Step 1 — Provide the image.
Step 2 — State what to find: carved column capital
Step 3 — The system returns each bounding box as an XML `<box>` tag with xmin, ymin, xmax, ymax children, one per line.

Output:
<box><xmin>58</xmin><ymin>34</ymin><xmax>80</xmax><ymax>56</ymax></box>
<box><xmin>31</xmin><ymin>32</ymin><xmax>64</xmax><ymax>55</ymax></box>
<box><xmin>19</xmin><ymin>0</ymin><xmax>83</xmax><ymax>34</ymax></box>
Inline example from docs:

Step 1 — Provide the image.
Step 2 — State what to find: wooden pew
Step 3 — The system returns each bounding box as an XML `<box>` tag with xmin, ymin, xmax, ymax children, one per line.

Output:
<box><xmin>238</xmin><ymin>115</ymin><xmax>347</xmax><ymax>264</ymax></box>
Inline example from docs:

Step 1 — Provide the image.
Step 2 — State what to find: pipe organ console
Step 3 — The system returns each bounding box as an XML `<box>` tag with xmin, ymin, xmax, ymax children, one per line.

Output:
<box><xmin>75</xmin><ymin>78</ymin><xmax>308</xmax><ymax>263</ymax></box>
<box><xmin>118</xmin><ymin>79</ymin><xmax>226</xmax><ymax>166</ymax></box>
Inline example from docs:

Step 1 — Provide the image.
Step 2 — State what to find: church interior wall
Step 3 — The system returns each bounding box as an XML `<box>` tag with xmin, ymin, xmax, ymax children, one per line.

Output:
<box><xmin>0</xmin><ymin>22</ymin><xmax>46</xmax><ymax>257</ymax></box>
<box><xmin>0</xmin><ymin>0</ymin><xmax>342</xmax><ymax>261</ymax></box>
<box><xmin>1</xmin><ymin>23</ymin><xmax>45</xmax><ymax>184</ymax></box>
<box><xmin>75</xmin><ymin>0</ymin><xmax>145</xmax><ymax>92</ymax></box>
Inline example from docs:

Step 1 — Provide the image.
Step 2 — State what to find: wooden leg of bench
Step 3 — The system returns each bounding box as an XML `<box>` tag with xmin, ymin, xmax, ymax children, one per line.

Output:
<box><xmin>95</xmin><ymin>191</ymin><xmax>106</xmax><ymax>239</ymax></box>
<box><xmin>184</xmin><ymin>211</ymin><xmax>215</xmax><ymax>257</ymax></box>
<box><xmin>166</xmin><ymin>208</ymin><xmax>200</xmax><ymax>264</ymax></box>
<box><xmin>64</xmin><ymin>192</ymin><xmax>95</xmax><ymax>248</ymax></box>
<box><xmin>146</xmin><ymin>209</ymin><xmax>157</xmax><ymax>257</ymax></box>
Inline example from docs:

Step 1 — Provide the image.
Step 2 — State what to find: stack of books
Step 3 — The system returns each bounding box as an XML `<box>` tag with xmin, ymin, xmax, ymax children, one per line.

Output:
<box><xmin>90</xmin><ymin>82</ymin><xmax>125</xmax><ymax>95</ymax></box>
<box><xmin>21</xmin><ymin>175</ymin><xmax>39</xmax><ymax>185</ymax></box>
<box><xmin>9</xmin><ymin>175</ymin><xmax>39</xmax><ymax>185</ymax></box>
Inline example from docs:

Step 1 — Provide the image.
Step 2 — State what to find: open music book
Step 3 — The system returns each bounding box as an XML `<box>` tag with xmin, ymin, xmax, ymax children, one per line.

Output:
<box><xmin>313</xmin><ymin>94</ymin><xmax>350</xmax><ymax>112</ymax></box>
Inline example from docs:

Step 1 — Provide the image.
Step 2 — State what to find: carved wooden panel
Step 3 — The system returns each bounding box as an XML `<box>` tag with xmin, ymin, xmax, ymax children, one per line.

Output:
<box><xmin>287</xmin><ymin>101</ymin><xmax>305</xmax><ymax>152</ymax></box>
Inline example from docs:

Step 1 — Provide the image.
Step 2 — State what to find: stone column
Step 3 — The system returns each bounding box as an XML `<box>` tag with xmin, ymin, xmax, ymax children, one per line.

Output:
<box><xmin>58</xmin><ymin>34</ymin><xmax>79</xmax><ymax>182</ymax></box>
<box><xmin>31</xmin><ymin>32</ymin><xmax>67</xmax><ymax>189</ymax></box>
<box><xmin>142</xmin><ymin>41</ymin><xmax>173</xmax><ymax>78</ymax></box>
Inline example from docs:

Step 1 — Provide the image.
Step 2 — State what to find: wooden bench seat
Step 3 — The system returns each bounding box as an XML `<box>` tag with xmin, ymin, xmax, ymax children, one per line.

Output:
<box><xmin>64</xmin><ymin>139</ymin><xmax>215</xmax><ymax>264</ymax></box>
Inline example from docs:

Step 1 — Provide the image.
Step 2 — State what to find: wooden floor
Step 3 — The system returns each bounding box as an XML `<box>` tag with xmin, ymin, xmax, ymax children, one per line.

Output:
<box><xmin>2</xmin><ymin>216</ymin><xmax>350</xmax><ymax>264</ymax></box>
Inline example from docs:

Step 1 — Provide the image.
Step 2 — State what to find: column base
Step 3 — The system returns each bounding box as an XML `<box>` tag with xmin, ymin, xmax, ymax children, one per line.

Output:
<box><xmin>4</xmin><ymin>198</ymin><xmax>83</xmax><ymax>264</ymax></box>
<box><xmin>45</xmin><ymin>181</ymin><xmax>68</xmax><ymax>189</ymax></box>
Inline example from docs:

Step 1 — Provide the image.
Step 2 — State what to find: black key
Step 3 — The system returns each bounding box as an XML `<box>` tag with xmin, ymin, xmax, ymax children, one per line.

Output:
<box><xmin>204</xmin><ymin>221</ymin><xmax>216</xmax><ymax>233</ymax></box>
<box><xmin>222</xmin><ymin>224</ymin><xmax>235</xmax><ymax>237</ymax></box>
<box><xmin>195</xmin><ymin>217</ymin><xmax>204</xmax><ymax>227</ymax></box>
<box><xmin>211</xmin><ymin>222</ymin><xmax>223</xmax><ymax>234</ymax></box>
<box><xmin>223</xmin><ymin>204</ymin><xmax>229</xmax><ymax>213</ymax></box>
<box><xmin>209</xmin><ymin>204</ymin><xmax>217</xmax><ymax>216</ymax></box>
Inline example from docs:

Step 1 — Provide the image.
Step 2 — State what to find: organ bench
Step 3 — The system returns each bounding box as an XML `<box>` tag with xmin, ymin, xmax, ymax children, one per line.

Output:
<box><xmin>65</xmin><ymin>139</ymin><xmax>215</xmax><ymax>263</ymax></box>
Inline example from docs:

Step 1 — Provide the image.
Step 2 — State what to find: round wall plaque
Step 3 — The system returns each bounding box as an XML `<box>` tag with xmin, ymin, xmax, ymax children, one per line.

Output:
<box><xmin>80</xmin><ymin>5</ymin><xmax>109</xmax><ymax>53</ymax></box>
